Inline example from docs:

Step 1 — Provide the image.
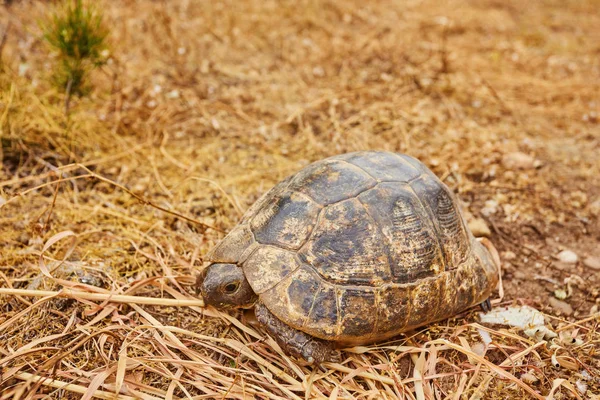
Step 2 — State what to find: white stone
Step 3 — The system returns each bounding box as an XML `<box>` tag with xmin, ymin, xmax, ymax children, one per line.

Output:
<box><xmin>554</xmin><ymin>289</ymin><xmax>567</xmax><ymax>300</ymax></box>
<box><xmin>549</xmin><ymin>297</ymin><xmax>573</xmax><ymax>316</ymax></box>
<box><xmin>501</xmin><ymin>152</ymin><xmax>535</xmax><ymax>170</ymax></box>
<box><xmin>167</xmin><ymin>90</ymin><xmax>180</xmax><ymax>99</ymax></box>
<box><xmin>583</xmin><ymin>256</ymin><xmax>600</xmax><ymax>270</ymax></box>
<box><xmin>468</xmin><ymin>218</ymin><xmax>491</xmax><ymax>237</ymax></box>
<box><xmin>481</xmin><ymin>199</ymin><xmax>499</xmax><ymax>216</ymax></box>
<box><xmin>557</xmin><ymin>250</ymin><xmax>578</xmax><ymax>264</ymax></box>
<box><xmin>589</xmin><ymin>199</ymin><xmax>600</xmax><ymax>216</ymax></box>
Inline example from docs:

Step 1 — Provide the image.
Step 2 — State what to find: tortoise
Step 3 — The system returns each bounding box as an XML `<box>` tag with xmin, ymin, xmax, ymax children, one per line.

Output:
<box><xmin>197</xmin><ymin>151</ymin><xmax>500</xmax><ymax>363</ymax></box>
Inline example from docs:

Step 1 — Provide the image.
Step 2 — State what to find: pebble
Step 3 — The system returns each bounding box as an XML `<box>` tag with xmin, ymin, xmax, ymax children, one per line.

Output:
<box><xmin>590</xmin><ymin>199</ymin><xmax>600</xmax><ymax>216</ymax></box>
<box><xmin>501</xmin><ymin>152</ymin><xmax>536</xmax><ymax>170</ymax></box>
<box><xmin>481</xmin><ymin>199</ymin><xmax>499</xmax><ymax>216</ymax></box>
<box><xmin>502</xmin><ymin>250</ymin><xmax>517</xmax><ymax>261</ymax></box>
<box><xmin>468</xmin><ymin>218</ymin><xmax>491</xmax><ymax>237</ymax></box>
<box><xmin>548</xmin><ymin>297</ymin><xmax>573</xmax><ymax>316</ymax></box>
<box><xmin>554</xmin><ymin>289</ymin><xmax>567</xmax><ymax>300</ymax></box>
<box><xmin>557</xmin><ymin>250</ymin><xmax>578</xmax><ymax>264</ymax></box>
<box><xmin>551</xmin><ymin>261</ymin><xmax>572</xmax><ymax>271</ymax></box>
<box><xmin>583</xmin><ymin>256</ymin><xmax>600</xmax><ymax>270</ymax></box>
<box><xmin>569</xmin><ymin>191</ymin><xmax>587</xmax><ymax>208</ymax></box>
<box><xmin>514</xmin><ymin>270</ymin><xmax>527</xmax><ymax>280</ymax></box>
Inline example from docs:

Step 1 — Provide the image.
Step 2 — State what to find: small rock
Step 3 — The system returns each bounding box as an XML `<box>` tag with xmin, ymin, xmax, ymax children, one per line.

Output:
<box><xmin>481</xmin><ymin>199</ymin><xmax>499</xmax><ymax>216</ymax></box>
<box><xmin>166</xmin><ymin>89</ymin><xmax>180</xmax><ymax>99</ymax></box>
<box><xmin>502</xmin><ymin>250</ymin><xmax>517</xmax><ymax>261</ymax></box>
<box><xmin>583</xmin><ymin>256</ymin><xmax>600</xmax><ymax>270</ymax></box>
<box><xmin>548</xmin><ymin>297</ymin><xmax>573</xmax><ymax>316</ymax></box>
<box><xmin>570</xmin><ymin>191</ymin><xmax>588</xmax><ymax>208</ymax></box>
<box><xmin>462</xmin><ymin>209</ymin><xmax>475</xmax><ymax>221</ymax></box>
<box><xmin>590</xmin><ymin>199</ymin><xmax>600</xmax><ymax>216</ymax></box>
<box><xmin>501</xmin><ymin>152</ymin><xmax>536</xmax><ymax>170</ymax></box>
<box><xmin>468</xmin><ymin>218</ymin><xmax>491</xmax><ymax>237</ymax></box>
<box><xmin>551</xmin><ymin>261</ymin><xmax>571</xmax><ymax>271</ymax></box>
<box><xmin>503</xmin><ymin>170</ymin><xmax>516</xmax><ymax>180</ymax></box>
<box><xmin>513</xmin><ymin>270</ymin><xmax>526</xmax><ymax>280</ymax></box>
<box><xmin>557</xmin><ymin>250</ymin><xmax>578</xmax><ymax>264</ymax></box>
<box><xmin>554</xmin><ymin>289</ymin><xmax>567</xmax><ymax>300</ymax></box>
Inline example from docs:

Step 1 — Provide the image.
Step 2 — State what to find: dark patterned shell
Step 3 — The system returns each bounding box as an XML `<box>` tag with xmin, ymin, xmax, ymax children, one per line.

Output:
<box><xmin>207</xmin><ymin>151</ymin><xmax>499</xmax><ymax>343</ymax></box>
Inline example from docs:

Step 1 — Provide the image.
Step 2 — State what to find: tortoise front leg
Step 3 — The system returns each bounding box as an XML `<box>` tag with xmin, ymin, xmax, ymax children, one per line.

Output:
<box><xmin>255</xmin><ymin>301</ymin><xmax>337</xmax><ymax>364</ymax></box>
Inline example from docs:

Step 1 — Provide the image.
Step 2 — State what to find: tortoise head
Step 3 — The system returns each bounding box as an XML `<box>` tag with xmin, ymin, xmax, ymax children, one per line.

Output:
<box><xmin>196</xmin><ymin>263</ymin><xmax>257</xmax><ymax>309</ymax></box>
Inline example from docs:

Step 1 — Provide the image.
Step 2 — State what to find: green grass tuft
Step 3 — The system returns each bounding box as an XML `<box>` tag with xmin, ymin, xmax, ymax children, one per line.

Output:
<box><xmin>42</xmin><ymin>0</ymin><xmax>108</xmax><ymax>106</ymax></box>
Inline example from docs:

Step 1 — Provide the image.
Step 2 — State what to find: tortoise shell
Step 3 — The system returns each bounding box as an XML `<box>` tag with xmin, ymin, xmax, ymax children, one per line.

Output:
<box><xmin>207</xmin><ymin>151</ymin><xmax>499</xmax><ymax>344</ymax></box>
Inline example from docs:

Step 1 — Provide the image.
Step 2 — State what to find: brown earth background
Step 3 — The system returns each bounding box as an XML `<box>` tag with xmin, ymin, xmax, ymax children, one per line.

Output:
<box><xmin>0</xmin><ymin>0</ymin><xmax>599</xmax><ymax>398</ymax></box>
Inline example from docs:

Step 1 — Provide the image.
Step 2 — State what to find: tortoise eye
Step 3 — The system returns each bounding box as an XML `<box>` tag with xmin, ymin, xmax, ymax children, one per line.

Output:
<box><xmin>223</xmin><ymin>282</ymin><xmax>240</xmax><ymax>294</ymax></box>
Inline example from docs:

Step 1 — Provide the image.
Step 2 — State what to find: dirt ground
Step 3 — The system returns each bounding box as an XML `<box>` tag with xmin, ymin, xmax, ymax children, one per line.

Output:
<box><xmin>1</xmin><ymin>0</ymin><xmax>599</xmax><ymax>399</ymax></box>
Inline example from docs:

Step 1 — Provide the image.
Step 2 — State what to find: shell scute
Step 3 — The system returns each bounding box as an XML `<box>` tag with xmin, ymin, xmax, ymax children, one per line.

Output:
<box><xmin>206</xmin><ymin>224</ymin><xmax>254</xmax><ymax>263</ymax></box>
<box><xmin>339</xmin><ymin>288</ymin><xmax>377</xmax><ymax>340</ymax></box>
<box><xmin>406</xmin><ymin>276</ymin><xmax>447</xmax><ymax>328</ymax></box>
<box><xmin>359</xmin><ymin>183</ymin><xmax>444</xmax><ymax>283</ymax></box>
<box><xmin>340</xmin><ymin>151</ymin><xmax>422</xmax><ymax>182</ymax></box>
<box><xmin>300</xmin><ymin>198</ymin><xmax>391</xmax><ymax>286</ymax></box>
<box><xmin>397</xmin><ymin>153</ymin><xmax>428</xmax><ymax>173</ymax></box>
<box><xmin>260</xmin><ymin>265</ymin><xmax>321</xmax><ymax>331</ymax></box>
<box><xmin>250</xmin><ymin>192</ymin><xmax>320</xmax><ymax>250</ymax></box>
<box><xmin>240</xmin><ymin>175</ymin><xmax>293</xmax><ymax>224</ymax></box>
<box><xmin>305</xmin><ymin>284</ymin><xmax>339</xmax><ymax>338</ymax></box>
<box><xmin>243</xmin><ymin>246</ymin><xmax>301</xmax><ymax>294</ymax></box>
<box><xmin>410</xmin><ymin>176</ymin><xmax>469</xmax><ymax>269</ymax></box>
<box><xmin>375</xmin><ymin>285</ymin><xmax>411</xmax><ymax>337</ymax></box>
<box><xmin>288</xmin><ymin>160</ymin><xmax>376</xmax><ymax>205</ymax></box>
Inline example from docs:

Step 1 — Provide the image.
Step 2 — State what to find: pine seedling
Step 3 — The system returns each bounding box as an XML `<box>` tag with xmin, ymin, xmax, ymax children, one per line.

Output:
<box><xmin>42</xmin><ymin>0</ymin><xmax>108</xmax><ymax>113</ymax></box>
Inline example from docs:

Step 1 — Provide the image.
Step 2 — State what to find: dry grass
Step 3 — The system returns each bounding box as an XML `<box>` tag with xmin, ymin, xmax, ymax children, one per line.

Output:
<box><xmin>1</xmin><ymin>0</ymin><xmax>599</xmax><ymax>398</ymax></box>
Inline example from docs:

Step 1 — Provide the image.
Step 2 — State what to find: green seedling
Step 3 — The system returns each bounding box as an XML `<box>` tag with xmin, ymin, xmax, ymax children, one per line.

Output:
<box><xmin>42</xmin><ymin>0</ymin><xmax>108</xmax><ymax>113</ymax></box>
